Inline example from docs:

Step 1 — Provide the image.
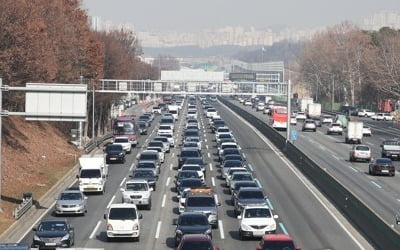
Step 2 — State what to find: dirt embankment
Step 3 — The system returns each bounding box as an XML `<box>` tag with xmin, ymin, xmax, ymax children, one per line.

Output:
<box><xmin>0</xmin><ymin>116</ymin><xmax>80</xmax><ymax>234</ymax></box>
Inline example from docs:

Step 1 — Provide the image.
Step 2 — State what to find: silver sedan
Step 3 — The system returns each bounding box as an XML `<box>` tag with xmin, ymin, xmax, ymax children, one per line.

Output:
<box><xmin>55</xmin><ymin>190</ymin><xmax>88</xmax><ymax>216</ymax></box>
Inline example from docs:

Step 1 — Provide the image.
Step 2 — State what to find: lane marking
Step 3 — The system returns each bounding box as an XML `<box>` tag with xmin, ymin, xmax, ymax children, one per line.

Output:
<box><xmin>207</xmin><ymin>152</ymin><xmax>211</xmax><ymax>158</ymax></box>
<box><xmin>397</xmin><ymin>199</ymin><xmax>400</xmax><ymax>203</ymax></box>
<box><xmin>265</xmin><ymin>198</ymin><xmax>274</xmax><ymax>210</ymax></box>
<box><xmin>161</xmin><ymin>194</ymin><xmax>167</xmax><ymax>207</ymax></box>
<box><xmin>219</xmin><ymin>100</ymin><xmax>367</xmax><ymax>250</ymax></box>
<box><xmin>205</xmin><ymin>138</ymin><xmax>208</xmax><ymax>143</ymax></box>
<box><xmin>155</xmin><ymin>221</ymin><xmax>162</xmax><ymax>239</ymax></box>
<box><xmin>247</xmin><ymin>164</ymin><xmax>254</xmax><ymax>172</ymax></box>
<box><xmin>366</xmin><ymin>142</ymin><xmax>373</xmax><ymax>146</ymax></box>
<box><xmin>107</xmin><ymin>195</ymin><xmax>116</xmax><ymax>208</ymax></box>
<box><xmin>119</xmin><ymin>177</ymin><xmax>126</xmax><ymax>187</ymax></box>
<box><xmin>170</xmin><ymin>163</ymin><xmax>173</xmax><ymax>171</ymax></box>
<box><xmin>211</xmin><ymin>177</ymin><xmax>216</xmax><ymax>186</ymax></box>
<box><xmin>129</xmin><ymin>163</ymin><xmax>134</xmax><ymax>171</ymax></box>
<box><xmin>206</xmin><ymin>145</ymin><xmax>209</xmax><ymax>150</ymax></box>
<box><xmin>371</xmin><ymin>181</ymin><xmax>382</xmax><ymax>189</ymax></box>
<box><xmin>218</xmin><ymin>220</ymin><xmax>225</xmax><ymax>239</ymax></box>
<box><xmin>172</xmin><ymin>152</ymin><xmax>175</xmax><ymax>157</ymax></box>
<box><xmin>209</xmin><ymin>163</ymin><xmax>213</xmax><ymax>171</ymax></box>
<box><xmin>89</xmin><ymin>220</ymin><xmax>102</xmax><ymax>239</ymax></box>
<box><xmin>332</xmin><ymin>154</ymin><xmax>339</xmax><ymax>160</ymax></box>
<box><xmin>243</xmin><ymin>153</ymin><xmax>246</xmax><ymax>159</ymax></box>
<box><xmin>166</xmin><ymin>177</ymin><xmax>171</xmax><ymax>187</ymax></box>
<box><xmin>214</xmin><ymin>194</ymin><xmax>219</xmax><ymax>205</ymax></box>
<box><xmin>279</xmin><ymin>222</ymin><xmax>289</xmax><ymax>235</ymax></box>
<box><xmin>255</xmin><ymin>179</ymin><xmax>262</xmax><ymax>188</ymax></box>
<box><xmin>348</xmin><ymin>166</ymin><xmax>358</xmax><ymax>173</ymax></box>
<box><xmin>319</xmin><ymin>145</ymin><xmax>326</xmax><ymax>151</ymax></box>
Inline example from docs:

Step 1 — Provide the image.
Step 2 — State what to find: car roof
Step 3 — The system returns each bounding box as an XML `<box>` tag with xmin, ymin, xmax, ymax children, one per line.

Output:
<box><xmin>238</xmin><ymin>187</ymin><xmax>263</xmax><ymax>192</ymax></box>
<box><xmin>243</xmin><ymin>204</ymin><xmax>271</xmax><ymax>209</ymax></box>
<box><xmin>109</xmin><ymin>203</ymin><xmax>137</xmax><ymax>209</ymax></box>
<box><xmin>141</xmin><ymin>150</ymin><xmax>158</xmax><ymax>154</ymax></box>
<box><xmin>126</xmin><ymin>179</ymin><xmax>148</xmax><ymax>184</ymax></box>
<box><xmin>262</xmin><ymin>233</ymin><xmax>294</xmax><ymax>242</ymax></box>
<box><xmin>61</xmin><ymin>190</ymin><xmax>82</xmax><ymax>194</ymax></box>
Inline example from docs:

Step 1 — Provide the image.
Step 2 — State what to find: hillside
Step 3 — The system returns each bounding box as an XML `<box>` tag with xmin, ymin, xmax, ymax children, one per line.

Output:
<box><xmin>0</xmin><ymin>117</ymin><xmax>80</xmax><ymax>234</ymax></box>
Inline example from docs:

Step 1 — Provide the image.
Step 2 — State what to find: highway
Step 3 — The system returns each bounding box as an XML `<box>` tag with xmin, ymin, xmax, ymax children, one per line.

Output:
<box><xmin>227</xmin><ymin>98</ymin><xmax>400</xmax><ymax>234</ymax></box>
<box><xmin>19</xmin><ymin>98</ymin><xmax>371</xmax><ymax>249</ymax></box>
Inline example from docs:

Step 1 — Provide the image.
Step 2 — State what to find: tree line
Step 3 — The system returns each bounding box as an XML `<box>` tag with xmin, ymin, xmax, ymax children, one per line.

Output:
<box><xmin>0</xmin><ymin>0</ymin><xmax>159</xmax><ymax>140</ymax></box>
<box><xmin>299</xmin><ymin>22</ymin><xmax>400</xmax><ymax>110</ymax></box>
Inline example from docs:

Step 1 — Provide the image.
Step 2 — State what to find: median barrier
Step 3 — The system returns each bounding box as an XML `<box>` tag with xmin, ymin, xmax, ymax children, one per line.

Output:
<box><xmin>219</xmin><ymin>98</ymin><xmax>400</xmax><ymax>250</ymax></box>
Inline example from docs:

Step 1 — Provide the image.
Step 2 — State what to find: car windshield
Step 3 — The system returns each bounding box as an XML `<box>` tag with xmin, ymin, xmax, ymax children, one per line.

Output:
<box><xmin>80</xmin><ymin>169</ymin><xmax>101</xmax><ymax>178</ymax></box>
<box><xmin>181</xmin><ymin>179</ymin><xmax>203</xmax><ymax>188</ymax></box>
<box><xmin>109</xmin><ymin>208</ymin><xmax>137</xmax><ymax>220</ymax></box>
<box><xmin>355</xmin><ymin>146</ymin><xmax>369</xmax><ymax>151</ymax></box>
<box><xmin>187</xmin><ymin>197</ymin><xmax>215</xmax><ymax>207</ymax></box>
<box><xmin>180</xmin><ymin>241</ymin><xmax>213</xmax><ymax>250</ymax></box>
<box><xmin>161</xmin><ymin>118</ymin><xmax>173</xmax><ymax>124</ymax></box>
<box><xmin>224</xmin><ymin>155</ymin><xmax>243</xmax><ymax>162</ymax></box>
<box><xmin>183</xmin><ymin>143</ymin><xmax>199</xmax><ymax>148</ymax></box>
<box><xmin>133</xmin><ymin>171</ymin><xmax>153</xmax><ymax>178</ymax></box>
<box><xmin>244</xmin><ymin>208</ymin><xmax>271</xmax><ymax>218</ymax></box>
<box><xmin>383</xmin><ymin>140</ymin><xmax>400</xmax><ymax>145</ymax></box>
<box><xmin>232</xmin><ymin>174</ymin><xmax>252</xmax><ymax>181</ymax></box>
<box><xmin>218</xmin><ymin>128</ymin><xmax>230</xmax><ymax>133</ymax></box>
<box><xmin>376</xmin><ymin>158</ymin><xmax>392</xmax><ymax>164</ymax></box>
<box><xmin>137</xmin><ymin>162</ymin><xmax>156</xmax><ymax>168</ymax></box>
<box><xmin>224</xmin><ymin>161</ymin><xmax>243</xmax><ymax>168</ymax></box>
<box><xmin>222</xmin><ymin>144</ymin><xmax>237</xmax><ymax>150</ymax></box>
<box><xmin>179</xmin><ymin>215</ymin><xmax>208</xmax><ymax>226</ymax></box>
<box><xmin>178</xmin><ymin>171</ymin><xmax>199</xmax><ymax>179</ymax></box>
<box><xmin>106</xmin><ymin>145</ymin><xmax>123</xmax><ymax>152</ymax></box>
<box><xmin>185</xmin><ymin>131</ymin><xmax>199</xmax><ymax>137</ymax></box>
<box><xmin>223</xmin><ymin>149</ymin><xmax>240</xmax><ymax>156</ymax></box>
<box><xmin>262</xmin><ymin>241</ymin><xmax>295</xmax><ymax>250</ymax></box>
<box><xmin>181</xmin><ymin>150</ymin><xmax>201</xmax><ymax>157</ymax></box>
<box><xmin>207</xmin><ymin>108</ymin><xmax>216</xmax><ymax>112</ymax></box>
<box><xmin>154</xmin><ymin>137</ymin><xmax>168</xmax><ymax>142</ymax></box>
<box><xmin>219</xmin><ymin>134</ymin><xmax>232</xmax><ymax>139</ymax></box>
<box><xmin>60</xmin><ymin>192</ymin><xmax>82</xmax><ymax>200</ymax></box>
<box><xmin>239</xmin><ymin>190</ymin><xmax>264</xmax><ymax>199</ymax></box>
<box><xmin>149</xmin><ymin>142</ymin><xmax>163</xmax><ymax>147</ymax></box>
<box><xmin>184</xmin><ymin>158</ymin><xmax>204</xmax><ymax>165</ymax></box>
<box><xmin>139</xmin><ymin>154</ymin><xmax>157</xmax><ymax>161</ymax></box>
<box><xmin>38</xmin><ymin>221</ymin><xmax>67</xmax><ymax>232</ymax></box>
<box><xmin>182</xmin><ymin>166</ymin><xmax>201</xmax><ymax>171</ymax></box>
<box><xmin>139</xmin><ymin>123</ymin><xmax>146</xmax><ymax>128</ymax></box>
<box><xmin>114</xmin><ymin>138</ymin><xmax>129</xmax><ymax>143</ymax></box>
<box><xmin>126</xmin><ymin>183</ymin><xmax>148</xmax><ymax>191</ymax></box>
<box><xmin>159</xmin><ymin>125</ymin><xmax>171</xmax><ymax>130</ymax></box>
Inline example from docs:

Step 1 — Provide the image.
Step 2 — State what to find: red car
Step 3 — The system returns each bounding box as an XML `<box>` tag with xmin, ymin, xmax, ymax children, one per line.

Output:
<box><xmin>256</xmin><ymin>234</ymin><xmax>301</xmax><ymax>250</ymax></box>
<box><xmin>369</xmin><ymin>158</ymin><xmax>396</xmax><ymax>176</ymax></box>
<box><xmin>175</xmin><ymin>234</ymin><xmax>220</xmax><ymax>250</ymax></box>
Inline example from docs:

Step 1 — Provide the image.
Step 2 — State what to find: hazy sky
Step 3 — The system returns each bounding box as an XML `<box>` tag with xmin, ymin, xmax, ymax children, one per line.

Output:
<box><xmin>82</xmin><ymin>0</ymin><xmax>400</xmax><ymax>31</ymax></box>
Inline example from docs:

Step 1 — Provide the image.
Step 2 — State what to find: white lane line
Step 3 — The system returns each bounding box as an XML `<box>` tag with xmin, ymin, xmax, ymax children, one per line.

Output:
<box><xmin>209</xmin><ymin>163</ymin><xmax>213</xmax><ymax>171</ymax></box>
<box><xmin>207</xmin><ymin>152</ymin><xmax>211</xmax><ymax>158</ymax></box>
<box><xmin>211</xmin><ymin>177</ymin><xmax>216</xmax><ymax>186</ymax></box>
<box><xmin>166</xmin><ymin>177</ymin><xmax>171</xmax><ymax>187</ymax></box>
<box><xmin>214</xmin><ymin>194</ymin><xmax>219</xmax><ymax>205</ymax></box>
<box><xmin>332</xmin><ymin>154</ymin><xmax>339</xmax><ymax>160</ymax></box>
<box><xmin>371</xmin><ymin>181</ymin><xmax>382</xmax><ymax>189</ymax></box>
<box><xmin>366</xmin><ymin>142</ymin><xmax>373</xmax><ymax>146</ymax></box>
<box><xmin>397</xmin><ymin>199</ymin><xmax>400</xmax><ymax>203</ymax></box>
<box><xmin>255</xmin><ymin>179</ymin><xmax>262</xmax><ymax>188</ymax></box>
<box><xmin>218</xmin><ymin>220</ymin><xmax>225</xmax><ymax>239</ymax></box>
<box><xmin>170</xmin><ymin>163</ymin><xmax>173</xmax><ymax>171</ymax></box>
<box><xmin>206</xmin><ymin>145</ymin><xmax>209</xmax><ymax>150</ymax></box>
<box><xmin>279</xmin><ymin>222</ymin><xmax>289</xmax><ymax>235</ymax></box>
<box><xmin>172</xmin><ymin>152</ymin><xmax>175</xmax><ymax>157</ymax></box>
<box><xmin>219</xmin><ymin>100</ymin><xmax>367</xmax><ymax>250</ymax></box>
<box><xmin>203</xmin><ymin>130</ymin><xmax>206</xmax><ymax>133</ymax></box>
<box><xmin>119</xmin><ymin>177</ymin><xmax>126</xmax><ymax>187</ymax></box>
<box><xmin>89</xmin><ymin>220</ymin><xmax>102</xmax><ymax>239</ymax></box>
<box><xmin>348</xmin><ymin>166</ymin><xmax>358</xmax><ymax>172</ymax></box>
<box><xmin>265</xmin><ymin>198</ymin><xmax>274</xmax><ymax>210</ymax></box>
<box><xmin>161</xmin><ymin>194</ymin><xmax>167</xmax><ymax>207</ymax></box>
<box><xmin>145</xmin><ymin>138</ymin><xmax>149</xmax><ymax>143</ymax></box>
<box><xmin>155</xmin><ymin>221</ymin><xmax>162</xmax><ymax>239</ymax></box>
<box><xmin>129</xmin><ymin>162</ymin><xmax>135</xmax><ymax>171</ymax></box>
<box><xmin>318</xmin><ymin>144</ymin><xmax>326</xmax><ymax>151</ymax></box>
<box><xmin>107</xmin><ymin>195</ymin><xmax>116</xmax><ymax>208</ymax></box>
<box><xmin>247</xmin><ymin>164</ymin><xmax>254</xmax><ymax>172</ymax></box>
<box><xmin>205</xmin><ymin>138</ymin><xmax>208</xmax><ymax>143</ymax></box>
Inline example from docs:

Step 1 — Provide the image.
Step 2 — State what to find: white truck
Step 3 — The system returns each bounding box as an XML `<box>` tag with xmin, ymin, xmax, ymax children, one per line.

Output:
<box><xmin>167</xmin><ymin>104</ymin><xmax>179</xmax><ymax>120</ymax></box>
<box><xmin>306</xmin><ymin>103</ymin><xmax>321</xmax><ymax>118</ymax></box>
<box><xmin>77</xmin><ymin>154</ymin><xmax>108</xmax><ymax>194</ymax></box>
<box><xmin>299</xmin><ymin>98</ymin><xmax>313</xmax><ymax>112</ymax></box>
<box><xmin>345</xmin><ymin>121</ymin><xmax>363</xmax><ymax>144</ymax></box>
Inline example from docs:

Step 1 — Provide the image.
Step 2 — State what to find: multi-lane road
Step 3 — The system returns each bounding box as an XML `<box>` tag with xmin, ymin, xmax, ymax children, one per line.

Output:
<box><xmin>18</xmin><ymin>98</ymin><xmax>373</xmax><ymax>249</ymax></box>
<box><xmin>228</xmin><ymin>98</ymin><xmax>400</xmax><ymax>234</ymax></box>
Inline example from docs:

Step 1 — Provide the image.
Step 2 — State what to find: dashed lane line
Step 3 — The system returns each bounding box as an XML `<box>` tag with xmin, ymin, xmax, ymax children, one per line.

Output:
<box><xmin>211</xmin><ymin>177</ymin><xmax>216</xmax><ymax>187</ymax></box>
<box><xmin>107</xmin><ymin>195</ymin><xmax>116</xmax><ymax>208</ymax></box>
<box><xmin>279</xmin><ymin>222</ymin><xmax>289</xmax><ymax>235</ymax></box>
<box><xmin>119</xmin><ymin>177</ymin><xmax>126</xmax><ymax>187</ymax></box>
<box><xmin>89</xmin><ymin>220</ymin><xmax>102</xmax><ymax>239</ymax></box>
<box><xmin>166</xmin><ymin>177</ymin><xmax>171</xmax><ymax>187</ymax></box>
<box><xmin>209</xmin><ymin>163</ymin><xmax>213</xmax><ymax>171</ymax></box>
<box><xmin>371</xmin><ymin>181</ymin><xmax>382</xmax><ymax>189</ymax></box>
<box><xmin>161</xmin><ymin>194</ymin><xmax>167</xmax><ymax>207</ymax></box>
<box><xmin>155</xmin><ymin>221</ymin><xmax>162</xmax><ymax>239</ymax></box>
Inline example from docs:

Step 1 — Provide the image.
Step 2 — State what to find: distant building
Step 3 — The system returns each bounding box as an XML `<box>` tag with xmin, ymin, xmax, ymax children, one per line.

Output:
<box><xmin>362</xmin><ymin>11</ymin><xmax>400</xmax><ymax>30</ymax></box>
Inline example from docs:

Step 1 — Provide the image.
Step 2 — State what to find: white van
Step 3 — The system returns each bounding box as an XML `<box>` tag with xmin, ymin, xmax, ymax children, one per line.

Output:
<box><xmin>104</xmin><ymin>203</ymin><xmax>142</xmax><ymax>241</ymax></box>
<box><xmin>77</xmin><ymin>154</ymin><xmax>108</xmax><ymax>194</ymax></box>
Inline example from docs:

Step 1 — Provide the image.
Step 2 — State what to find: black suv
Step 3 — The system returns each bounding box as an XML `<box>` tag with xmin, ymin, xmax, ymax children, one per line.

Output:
<box><xmin>178</xmin><ymin>149</ymin><xmax>202</xmax><ymax>168</ymax></box>
<box><xmin>173</xmin><ymin>212</ymin><xmax>212</xmax><ymax>246</ymax></box>
<box><xmin>233</xmin><ymin>187</ymin><xmax>267</xmax><ymax>215</ymax></box>
<box><xmin>105</xmin><ymin>144</ymin><xmax>125</xmax><ymax>164</ymax></box>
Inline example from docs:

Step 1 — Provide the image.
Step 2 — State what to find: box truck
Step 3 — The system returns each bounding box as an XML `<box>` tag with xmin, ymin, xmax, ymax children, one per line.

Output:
<box><xmin>345</xmin><ymin>121</ymin><xmax>363</xmax><ymax>144</ymax></box>
<box><xmin>77</xmin><ymin>154</ymin><xmax>108</xmax><ymax>194</ymax></box>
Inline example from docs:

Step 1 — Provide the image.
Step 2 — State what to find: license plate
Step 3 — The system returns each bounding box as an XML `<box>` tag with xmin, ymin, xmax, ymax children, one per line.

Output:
<box><xmin>110</xmin><ymin>158</ymin><xmax>117</xmax><ymax>160</ymax></box>
<box><xmin>382</xmin><ymin>170</ymin><xmax>389</xmax><ymax>173</ymax></box>
<box><xmin>45</xmin><ymin>243</ymin><xmax>57</xmax><ymax>246</ymax></box>
<box><xmin>253</xmin><ymin>231</ymin><xmax>264</xmax><ymax>237</ymax></box>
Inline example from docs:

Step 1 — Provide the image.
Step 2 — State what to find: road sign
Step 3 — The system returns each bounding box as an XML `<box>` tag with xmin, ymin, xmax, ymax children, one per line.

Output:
<box><xmin>290</xmin><ymin>130</ymin><xmax>298</xmax><ymax>141</ymax></box>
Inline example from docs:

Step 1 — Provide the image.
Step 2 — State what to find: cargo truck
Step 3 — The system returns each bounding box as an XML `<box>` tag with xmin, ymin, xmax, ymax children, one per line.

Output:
<box><xmin>77</xmin><ymin>154</ymin><xmax>108</xmax><ymax>194</ymax></box>
<box><xmin>345</xmin><ymin>121</ymin><xmax>363</xmax><ymax>144</ymax></box>
<box><xmin>306</xmin><ymin>103</ymin><xmax>321</xmax><ymax>118</ymax></box>
<box><xmin>299</xmin><ymin>98</ymin><xmax>313</xmax><ymax>112</ymax></box>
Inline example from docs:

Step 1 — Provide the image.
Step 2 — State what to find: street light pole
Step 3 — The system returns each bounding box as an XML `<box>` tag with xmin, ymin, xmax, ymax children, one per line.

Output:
<box><xmin>0</xmin><ymin>78</ymin><xmax>2</xmax><ymax>212</ymax></box>
<box><xmin>286</xmin><ymin>80</ymin><xmax>291</xmax><ymax>144</ymax></box>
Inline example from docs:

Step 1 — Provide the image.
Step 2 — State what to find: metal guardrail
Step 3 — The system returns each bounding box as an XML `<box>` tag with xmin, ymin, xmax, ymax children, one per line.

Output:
<box><xmin>84</xmin><ymin>132</ymin><xmax>113</xmax><ymax>153</ymax></box>
<box><xmin>220</xmin><ymin>98</ymin><xmax>400</xmax><ymax>250</ymax></box>
<box><xmin>12</xmin><ymin>193</ymin><xmax>33</xmax><ymax>220</ymax></box>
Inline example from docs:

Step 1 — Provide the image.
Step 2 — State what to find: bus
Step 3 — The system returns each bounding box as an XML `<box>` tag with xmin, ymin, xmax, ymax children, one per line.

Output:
<box><xmin>271</xmin><ymin>106</ymin><xmax>288</xmax><ymax>130</ymax></box>
<box><xmin>113</xmin><ymin>116</ymin><xmax>139</xmax><ymax>146</ymax></box>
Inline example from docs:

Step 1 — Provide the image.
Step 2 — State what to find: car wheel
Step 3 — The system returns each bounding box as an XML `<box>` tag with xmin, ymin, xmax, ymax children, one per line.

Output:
<box><xmin>349</xmin><ymin>156</ymin><xmax>353</xmax><ymax>162</ymax></box>
<box><xmin>212</xmin><ymin>223</ymin><xmax>218</xmax><ymax>229</ymax></box>
<box><xmin>147</xmin><ymin>200</ymin><xmax>152</xmax><ymax>210</ymax></box>
<box><xmin>239</xmin><ymin>228</ymin><xmax>246</xmax><ymax>240</ymax></box>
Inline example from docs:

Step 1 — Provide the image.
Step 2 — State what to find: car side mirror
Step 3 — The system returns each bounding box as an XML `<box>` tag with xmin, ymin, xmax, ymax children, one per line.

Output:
<box><xmin>84</xmin><ymin>196</ymin><xmax>88</xmax><ymax>200</ymax></box>
<box><xmin>273</xmin><ymin>214</ymin><xmax>279</xmax><ymax>219</ymax></box>
<box><xmin>139</xmin><ymin>214</ymin><xmax>143</xmax><ymax>219</ymax></box>
<box><xmin>177</xmin><ymin>195</ymin><xmax>181</xmax><ymax>199</ymax></box>
<box><xmin>32</xmin><ymin>227</ymin><xmax>37</xmax><ymax>231</ymax></box>
<box><xmin>120</xmin><ymin>188</ymin><xmax>125</xmax><ymax>192</ymax></box>
<box><xmin>104</xmin><ymin>214</ymin><xmax>107</xmax><ymax>219</ymax></box>
<box><xmin>149</xmin><ymin>188</ymin><xmax>154</xmax><ymax>192</ymax></box>
<box><xmin>76</xmin><ymin>174</ymin><xmax>79</xmax><ymax>179</ymax></box>
<box><xmin>129</xmin><ymin>175</ymin><xmax>133</xmax><ymax>178</ymax></box>
<box><xmin>237</xmin><ymin>215</ymin><xmax>242</xmax><ymax>219</ymax></box>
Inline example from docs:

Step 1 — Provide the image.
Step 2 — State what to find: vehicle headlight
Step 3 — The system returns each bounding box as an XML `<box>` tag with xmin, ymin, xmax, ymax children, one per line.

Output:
<box><xmin>241</xmin><ymin>224</ymin><xmax>252</xmax><ymax>231</ymax></box>
<box><xmin>107</xmin><ymin>224</ymin><xmax>113</xmax><ymax>230</ymax></box>
<box><xmin>205</xmin><ymin>229</ymin><xmax>212</xmax><ymax>235</ymax></box>
<box><xmin>133</xmin><ymin>223</ymin><xmax>139</xmax><ymax>230</ymax></box>
<box><xmin>176</xmin><ymin>229</ymin><xmax>183</xmax><ymax>235</ymax></box>
<box><xmin>33</xmin><ymin>234</ymin><xmax>41</xmax><ymax>241</ymax></box>
<box><xmin>61</xmin><ymin>234</ymin><xmax>70</xmax><ymax>241</ymax></box>
<box><xmin>55</xmin><ymin>203</ymin><xmax>61</xmax><ymax>208</ymax></box>
<box><xmin>119</xmin><ymin>152</ymin><xmax>124</xmax><ymax>156</ymax></box>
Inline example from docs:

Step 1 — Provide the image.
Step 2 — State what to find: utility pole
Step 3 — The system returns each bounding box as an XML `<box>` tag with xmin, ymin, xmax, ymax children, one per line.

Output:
<box><xmin>92</xmin><ymin>81</ymin><xmax>95</xmax><ymax>138</ymax></box>
<box><xmin>286</xmin><ymin>80</ymin><xmax>291</xmax><ymax>144</ymax></box>
<box><xmin>0</xmin><ymin>78</ymin><xmax>2</xmax><ymax>212</ymax></box>
<box><xmin>79</xmin><ymin>75</ymin><xmax>83</xmax><ymax>148</ymax></box>
<box><xmin>331</xmin><ymin>76</ymin><xmax>335</xmax><ymax>111</ymax></box>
